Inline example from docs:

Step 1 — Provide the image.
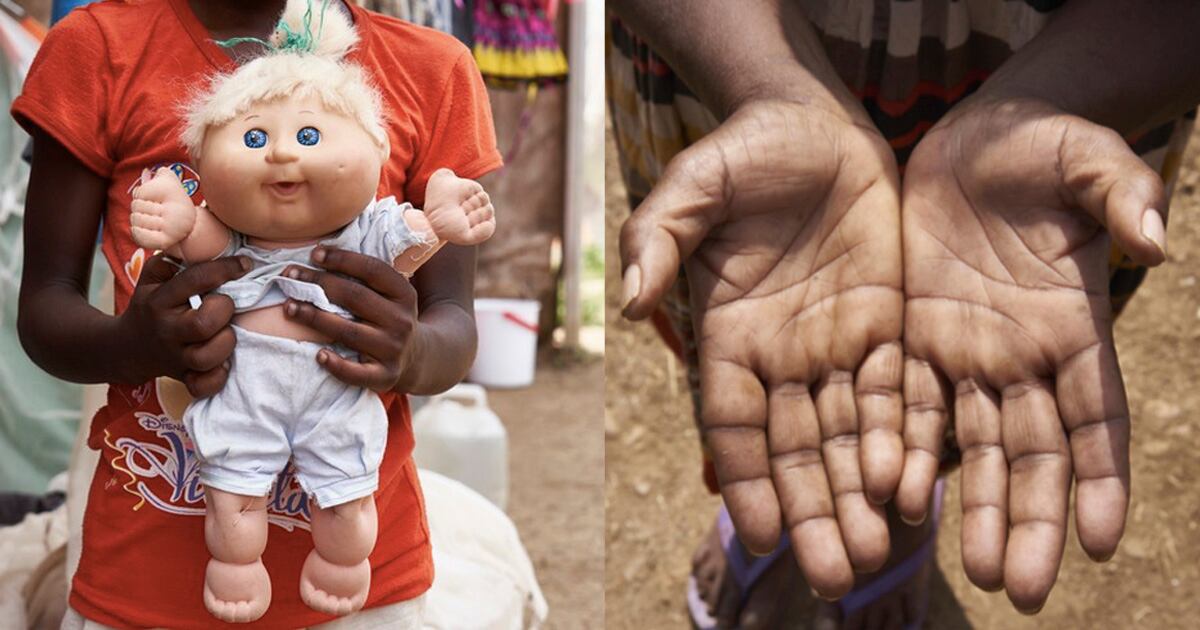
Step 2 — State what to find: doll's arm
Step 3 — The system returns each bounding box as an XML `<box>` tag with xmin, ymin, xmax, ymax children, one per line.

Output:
<box><xmin>131</xmin><ymin>168</ymin><xmax>232</xmax><ymax>262</ymax></box>
<box><xmin>392</xmin><ymin>168</ymin><xmax>494</xmax><ymax>276</ymax></box>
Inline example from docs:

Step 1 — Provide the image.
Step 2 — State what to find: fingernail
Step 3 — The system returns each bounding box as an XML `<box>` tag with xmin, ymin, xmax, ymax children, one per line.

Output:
<box><xmin>222</xmin><ymin>360</ymin><xmax>231</xmax><ymax>371</ymax></box>
<box><xmin>1142</xmin><ymin>208</ymin><xmax>1166</xmax><ymax>257</ymax></box>
<box><xmin>285</xmin><ymin>267</ymin><xmax>299</xmax><ymax>279</ymax></box>
<box><xmin>312</xmin><ymin>247</ymin><xmax>326</xmax><ymax>264</ymax></box>
<box><xmin>621</xmin><ymin>265</ymin><xmax>641</xmax><ymax>312</ymax></box>
<box><xmin>316</xmin><ymin>351</ymin><xmax>327</xmax><ymax>364</ymax></box>
<box><xmin>285</xmin><ymin>301</ymin><xmax>297</xmax><ymax>316</ymax></box>
<box><xmin>238</xmin><ymin>256</ymin><xmax>252</xmax><ymax>271</ymax></box>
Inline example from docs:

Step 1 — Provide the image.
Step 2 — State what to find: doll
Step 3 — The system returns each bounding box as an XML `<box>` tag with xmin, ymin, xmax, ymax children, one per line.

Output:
<box><xmin>129</xmin><ymin>0</ymin><xmax>495</xmax><ymax>622</ymax></box>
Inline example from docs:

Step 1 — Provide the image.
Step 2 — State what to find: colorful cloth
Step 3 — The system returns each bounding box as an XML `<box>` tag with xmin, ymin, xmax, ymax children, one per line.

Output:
<box><xmin>473</xmin><ymin>0</ymin><xmax>567</xmax><ymax>88</ymax></box>
<box><xmin>607</xmin><ymin>0</ymin><xmax>1196</xmax><ymax>488</ymax></box>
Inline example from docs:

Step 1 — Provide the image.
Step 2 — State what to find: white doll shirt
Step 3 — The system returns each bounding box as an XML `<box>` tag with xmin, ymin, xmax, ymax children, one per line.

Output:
<box><xmin>212</xmin><ymin>196</ymin><xmax>430</xmax><ymax>317</ymax></box>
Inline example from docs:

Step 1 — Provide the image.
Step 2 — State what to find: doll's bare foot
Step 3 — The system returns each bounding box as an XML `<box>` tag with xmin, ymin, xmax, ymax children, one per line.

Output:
<box><xmin>204</xmin><ymin>558</ymin><xmax>272</xmax><ymax>623</ymax></box>
<box><xmin>299</xmin><ymin>553</ymin><xmax>371</xmax><ymax>616</ymax></box>
<box><xmin>203</xmin><ymin>489</ymin><xmax>271</xmax><ymax>623</ymax></box>
<box><xmin>300</xmin><ymin>495</ymin><xmax>377</xmax><ymax>616</ymax></box>
<box><xmin>418</xmin><ymin>167</ymin><xmax>495</xmax><ymax>245</ymax></box>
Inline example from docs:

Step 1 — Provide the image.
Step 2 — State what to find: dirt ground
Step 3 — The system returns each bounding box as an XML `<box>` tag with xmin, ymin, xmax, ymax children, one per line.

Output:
<box><xmin>604</xmin><ymin>123</ymin><xmax>1200</xmax><ymax>628</ymax></box>
<box><xmin>493</xmin><ymin>352</ymin><xmax>606</xmax><ymax>629</ymax></box>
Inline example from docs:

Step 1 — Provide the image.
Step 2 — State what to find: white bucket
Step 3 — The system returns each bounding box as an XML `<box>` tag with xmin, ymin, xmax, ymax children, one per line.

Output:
<box><xmin>469</xmin><ymin>298</ymin><xmax>540</xmax><ymax>388</ymax></box>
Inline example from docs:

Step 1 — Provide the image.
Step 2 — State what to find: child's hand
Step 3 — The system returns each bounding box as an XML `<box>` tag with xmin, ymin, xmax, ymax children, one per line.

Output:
<box><xmin>131</xmin><ymin>168</ymin><xmax>198</xmax><ymax>251</ymax></box>
<box><xmin>281</xmin><ymin>247</ymin><xmax>418</xmax><ymax>392</ymax></box>
<box><xmin>899</xmin><ymin>97</ymin><xmax>1165</xmax><ymax>612</ymax></box>
<box><xmin>619</xmin><ymin>99</ymin><xmax>904</xmax><ymax>598</ymax></box>
<box><xmin>119</xmin><ymin>253</ymin><xmax>251</xmax><ymax>397</ymax></box>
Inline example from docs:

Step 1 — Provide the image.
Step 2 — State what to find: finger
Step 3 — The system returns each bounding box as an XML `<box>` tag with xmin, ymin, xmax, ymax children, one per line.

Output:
<box><xmin>153</xmin><ymin>257</ymin><xmax>251</xmax><ymax>308</ymax></box>
<box><xmin>767</xmin><ymin>382</ymin><xmax>854</xmax><ymax>599</ymax></box>
<box><xmin>181</xmin><ymin>327</ymin><xmax>235</xmax><ymax>372</ymax></box>
<box><xmin>619</xmin><ymin>141</ymin><xmax>728</xmax><ymax>320</ymax></box>
<box><xmin>1000</xmin><ymin>380</ymin><xmax>1071</xmax><ymax>614</ymax></box>
<box><xmin>173</xmin><ymin>294</ymin><xmax>235</xmax><ymax>343</ymax></box>
<box><xmin>816</xmin><ymin>370</ymin><xmax>889</xmax><ymax>573</ymax></box>
<box><xmin>130</xmin><ymin>198</ymin><xmax>164</xmax><ymax>217</ymax></box>
<box><xmin>699</xmin><ymin>358</ymin><xmax>779</xmax><ymax>555</ymax></box>
<box><xmin>286</xmin><ymin>263</ymin><xmax>404</xmax><ymax>324</ymax></box>
<box><xmin>131</xmin><ymin>226</ymin><xmax>170</xmax><ymax>252</ymax></box>
<box><xmin>310</xmin><ymin>247</ymin><xmax>413</xmax><ymax>301</ymax></box>
<box><xmin>856</xmin><ymin>342</ymin><xmax>904</xmax><ymax>504</ymax></box>
<box><xmin>955</xmin><ymin>379</ymin><xmax>1007</xmax><ymax>592</ymax></box>
<box><xmin>896</xmin><ymin>357</ymin><xmax>950</xmax><ymax>524</ymax></box>
<box><xmin>1060</xmin><ymin>123</ymin><xmax>1167</xmax><ymax>266</ymax></box>
<box><xmin>285</xmin><ymin>301</ymin><xmax>399</xmax><ymax>358</ymax></box>
<box><xmin>464</xmin><ymin>218</ymin><xmax>496</xmax><ymax>243</ymax></box>
<box><xmin>183</xmin><ymin>365</ymin><xmax>230</xmax><ymax>398</ymax></box>
<box><xmin>1056</xmin><ymin>342</ymin><xmax>1130</xmax><ymax>561</ymax></box>
<box><xmin>136</xmin><ymin>253</ymin><xmax>182</xmax><ymax>289</ymax></box>
<box><xmin>315</xmin><ymin>350</ymin><xmax>393</xmax><ymax>391</ymax></box>
<box><xmin>130</xmin><ymin>208</ymin><xmax>166</xmax><ymax>231</ymax></box>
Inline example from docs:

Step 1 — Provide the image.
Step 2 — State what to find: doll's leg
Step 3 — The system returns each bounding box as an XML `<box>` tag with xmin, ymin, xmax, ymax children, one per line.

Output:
<box><xmin>203</xmin><ymin>487</ymin><xmax>272</xmax><ymax>623</ymax></box>
<box><xmin>417</xmin><ymin>167</ymin><xmax>495</xmax><ymax>245</ymax></box>
<box><xmin>299</xmin><ymin>494</ymin><xmax>378</xmax><ymax>616</ymax></box>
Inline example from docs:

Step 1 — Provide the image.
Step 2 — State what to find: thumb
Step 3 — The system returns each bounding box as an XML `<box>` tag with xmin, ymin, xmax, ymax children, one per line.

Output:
<box><xmin>619</xmin><ymin>142</ymin><xmax>731</xmax><ymax>320</ymax></box>
<box><xmin>136</xmin><ymin>252</ymin><xmax>181</xmax><ymax>289</ymax></box>
<box><xmin>1061</xmin><ymin>122</ymin><xmax>1168</xmax><ymax>266</ymax></box>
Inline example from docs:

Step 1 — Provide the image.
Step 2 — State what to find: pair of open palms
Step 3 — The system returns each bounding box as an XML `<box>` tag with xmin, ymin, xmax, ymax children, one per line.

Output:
<box><xmin>619</xmin><ymin>97</ymin><xmax>1168</xmax><ymax>612</ymax></box>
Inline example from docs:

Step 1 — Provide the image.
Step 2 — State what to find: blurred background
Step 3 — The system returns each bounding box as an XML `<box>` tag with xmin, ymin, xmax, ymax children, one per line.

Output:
<box><xmin>0</xmin><ymin>1</ymin><xmax>604</xmax><ymax>628</ymax></box>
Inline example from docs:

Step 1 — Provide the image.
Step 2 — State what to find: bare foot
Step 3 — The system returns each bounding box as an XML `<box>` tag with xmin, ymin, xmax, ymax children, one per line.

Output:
<box><xmin>202</xmin><ymin>488</ymin><xmax>271</xmax><ymax>623</ymax></box>
<box><xmin>203</xmin><ymin>558</ymin><xmax>272</xmax><ymax>623</ymax></box>
<box><xmin>300</xmin><ymin>495</ymin><xmax>377</xmax><ymax>616</ymax></box>
<box><xmin>421</xmin><ymin>167</ymin><xmax>495</xmax><ymax>245</ymax></box>
<box><xmin>299</xmin><ymin>551</ymin><xmax>370</xmax><ymax>616</ymax></box>
<box><xmin>692</xmin><ymin>502</ymin><xmax>935</xmax><ymax>629</ymax></box>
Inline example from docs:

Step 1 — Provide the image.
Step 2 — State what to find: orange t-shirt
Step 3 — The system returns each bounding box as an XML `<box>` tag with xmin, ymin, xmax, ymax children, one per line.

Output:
<box><xmin>11</xmin><ymin>1</ymin><xmax>501</xmax><ymax>628</ymax></box>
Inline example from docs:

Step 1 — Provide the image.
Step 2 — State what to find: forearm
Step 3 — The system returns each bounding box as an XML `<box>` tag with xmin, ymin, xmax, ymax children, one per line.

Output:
<box><xmin>609</xmin><ymin>0</ymin><xmax>863</xmax><ymax>121</ymax></box>
<box><xmin>971</xmin><ymin>0</ymin><xmax>1200</xmax><ymax>135</ymax></box>
<box><xmin>395</xmin><ymin>301</ymin><xmax>477</xmax><ymax>395</ymax></box>
<box><xmin>394</xmin><ymin>243</ymin><xmax>478</xmax><ymax>395</ymax></box>
<box><xmin>18</xmin><ymin>283</ymin><xmax>149</xmax><ymax>385</ymax></box>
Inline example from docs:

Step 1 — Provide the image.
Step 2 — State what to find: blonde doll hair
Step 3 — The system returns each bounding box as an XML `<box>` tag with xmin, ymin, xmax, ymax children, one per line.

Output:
<box><xmin>180</xmin><ymin>0</ymin><xmax>388</xmax><ymax>161</ymax></box>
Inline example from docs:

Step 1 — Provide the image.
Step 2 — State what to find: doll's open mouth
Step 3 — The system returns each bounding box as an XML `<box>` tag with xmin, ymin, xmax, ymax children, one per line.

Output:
<box><xmin>267</xmin><ymin>181</ymin><xmax>304</xmax><ymax>197</ymax></box>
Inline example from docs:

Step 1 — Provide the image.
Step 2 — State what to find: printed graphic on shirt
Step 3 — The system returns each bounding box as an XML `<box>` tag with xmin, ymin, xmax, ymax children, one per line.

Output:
<box><xmin>104</xmin><ymin>407</ymin><xmax>314</xmax><ymax>532</ymax></box>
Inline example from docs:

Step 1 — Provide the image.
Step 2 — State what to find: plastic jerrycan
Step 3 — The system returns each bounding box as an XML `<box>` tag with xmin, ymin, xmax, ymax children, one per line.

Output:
<box><xmin>411</xmin><ymin>383</ymin><xmax>509</xmax><ymax>510</ymax></box>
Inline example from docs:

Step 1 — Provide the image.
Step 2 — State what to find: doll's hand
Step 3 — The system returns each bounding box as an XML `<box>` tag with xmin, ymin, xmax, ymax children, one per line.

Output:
<box><xmin>118</xmin><ymin>253</ymin><xmax>251</xmax><ymax>396</ymax></box>
<box><xmin>282</xmin><ymin>247</ymin><xmax>418</xmax><ymax>392</ymax></box>
<box><xmin>131</xmin><ymin>168</ymin><xmax>197</xmax><ymax>251</ymax></box>
<box><xmin>899</xmin><ymin>97</ymin><xmax>1165</xmax><ymax>612</ymax></box>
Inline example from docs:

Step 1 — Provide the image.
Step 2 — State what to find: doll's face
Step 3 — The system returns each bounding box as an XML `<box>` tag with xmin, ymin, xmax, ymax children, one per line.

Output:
<box><xmin>196</xmin><ymin>96</ymin><xmax>386</xmax><ymax>241</ymax></box>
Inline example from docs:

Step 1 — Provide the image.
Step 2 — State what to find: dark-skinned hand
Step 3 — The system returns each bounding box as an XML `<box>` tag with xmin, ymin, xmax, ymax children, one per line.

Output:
<box><xmin>282</xmin><ymin>246</ymin><xmax>418</xmax><ymax>392</ymax></box>
<box><xmin>119</xmin><ymin>253</ymin><xmax>250</xmax><ymax>397</ymax></box>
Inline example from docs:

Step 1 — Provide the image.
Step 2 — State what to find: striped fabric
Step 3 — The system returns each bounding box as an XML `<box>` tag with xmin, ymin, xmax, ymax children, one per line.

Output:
<box><xmin>607</xmin><ymin>0</ymin><xmax>1195</xmax><ymax>479</ymax></box>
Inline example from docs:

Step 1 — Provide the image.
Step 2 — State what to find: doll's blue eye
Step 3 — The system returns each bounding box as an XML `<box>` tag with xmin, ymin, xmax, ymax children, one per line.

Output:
<box><xmin>243</xmin><ymin>129</ymin><xmax>268</xmax><ymax>148</ymax></box>
<box><xmin>297</xmin><ymin>126</ymin><xmax>321</xmax><ymax>146</ymax></box>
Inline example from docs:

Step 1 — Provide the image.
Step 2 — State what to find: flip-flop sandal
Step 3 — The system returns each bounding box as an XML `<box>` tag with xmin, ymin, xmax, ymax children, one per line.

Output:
<box><xmin>687</xmin><ymin>479</ymin><xmax>945</xmax><ymax>630</ymax></box>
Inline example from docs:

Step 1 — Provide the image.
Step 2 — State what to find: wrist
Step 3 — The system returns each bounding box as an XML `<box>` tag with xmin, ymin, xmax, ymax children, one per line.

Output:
<box><xmin>110</xmin><ymin>310</ymin><xmax>160</xmax><ymax>385</ymax></box>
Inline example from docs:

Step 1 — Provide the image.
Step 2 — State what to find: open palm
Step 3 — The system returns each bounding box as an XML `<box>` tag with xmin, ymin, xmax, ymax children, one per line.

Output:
<box><xmin>897</xmin><ymin>98</ymin><xmax>1167</xmax><ymax>612</ymax></box>
<box><xmin>621</xmin><ymin>100</ymin><xmax>905</xmax><ymax>597</ymax></box>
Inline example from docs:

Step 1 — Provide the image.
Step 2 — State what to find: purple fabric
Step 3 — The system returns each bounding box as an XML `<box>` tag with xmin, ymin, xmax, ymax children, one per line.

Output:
<box><xmin>687</xmin><ymin>478</ymin><xmax>947</xmax><ymax>629</ymax></box>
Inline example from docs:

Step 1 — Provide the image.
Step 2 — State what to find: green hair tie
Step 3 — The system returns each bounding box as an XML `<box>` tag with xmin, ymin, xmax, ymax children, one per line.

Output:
<box><xmin>214</xmin><ymin>0</ymin><xmax>332</xmax><ymax>54</ymax></box>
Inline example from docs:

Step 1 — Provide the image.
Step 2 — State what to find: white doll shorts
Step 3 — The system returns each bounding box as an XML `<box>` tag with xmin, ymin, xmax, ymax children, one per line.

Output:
<box><xmin>183</xmin><ymin>325</ymin><xmax>388</xmax><ymax>508</ymax></box>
